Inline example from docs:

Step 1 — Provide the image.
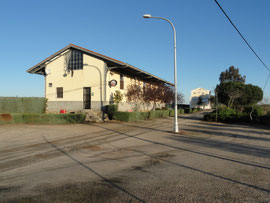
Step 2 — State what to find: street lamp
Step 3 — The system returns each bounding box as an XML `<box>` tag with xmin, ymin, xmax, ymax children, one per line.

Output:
<box><xmin>143</xmin><ymin>14</ymin><xmax>179</xmax><ymax>133</ymax></box>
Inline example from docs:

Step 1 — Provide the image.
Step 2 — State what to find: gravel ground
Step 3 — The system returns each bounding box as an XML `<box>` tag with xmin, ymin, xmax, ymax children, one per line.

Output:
<box><xmin>0</xmin><ymin>112</ymin><xmax>269</xmax><ymax>202</ymax></box>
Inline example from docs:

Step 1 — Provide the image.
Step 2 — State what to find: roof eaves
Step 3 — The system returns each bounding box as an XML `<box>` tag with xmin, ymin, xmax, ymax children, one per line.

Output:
<box><xmin>26</xmin><ymin>44</ymin><xmax>73</xmax><ymax>73</ymax></box>
<box><xmin>26</xmin><ymin>43</ymin><xmax>174</xmax><ymax>86</ymax></box>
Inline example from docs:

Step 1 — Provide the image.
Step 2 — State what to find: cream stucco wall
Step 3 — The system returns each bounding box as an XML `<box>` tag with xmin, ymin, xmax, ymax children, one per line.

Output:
<box><xmin>44</xmin><ymin>51</ymin><xmax>162</xmax><ymax>112</ymax></box>
<box><xmin>45</xmin><ymin>53</ymin><xmax>105</xmax><ymax>103</ymax></box>
<box><xmin>107</xmin><ymin>72</ymin><xmax>144</xmax><ymax>103</ymax></box>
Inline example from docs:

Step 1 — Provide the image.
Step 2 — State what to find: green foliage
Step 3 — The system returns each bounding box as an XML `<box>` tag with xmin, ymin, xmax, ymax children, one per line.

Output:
<box><xmin>0</xmin><ymin>97</ymin><xmax>46</xmax><ymax>113</ymax></box>
<box><xmin>107</xmin><ymin>104</ymin><xmax>118</xmax><ymax>119</ymax></box>
<box><xmin>216</xmin><ymin>82</ymin><xmax>263</xmax><ymax>108</ymax></box>
<box><xmin>218</xmin><ymin>107</ymin><xmax>236</xmax><ymax>121</ymax></box>
<box><xmin>216</xmin><ymin>67</ymin><xmax>263</xmax><ymax>109</ymax></box>
<box><xmin>0</xmin><ymin>113</ymin><xmax>86</xmax><ymax>124</ymax></box>
<box><xmin>219</xmin><ymin>66</ymin><xmax>246</xmax><ymax>83</ymax></box>
<box><xmin>113</xmin><ymin>111</ymin><xmax>151</xmax><ymax>122</ymax></box>
<box><xmin>169</xmin><ymin>109</ymin><xmax>175</xmax><ymax>116</ymax></box>
<box><xmin>204</xmin><ymin>108</ymin><xmax>234</xmax><ymax>122</ymax></box>
<box><xmin>243</xmin><ymin>105</ymin><xmax>263</xmax><ymax>120</ymax></box>
<box><xmin>113</xmin><ymin>90</ymin><xmax>123</xmax><ymax>104</ymax></box>
<box><xmin>179</xmin><ymin>109</ymin><xmax>185</xmax><ymax>114</ymax></box>
<box><xmin>149</xmin><ymin>110</ymin><xmax>163</xmax><ymax>119</ymax></box>
<box><xmin>113</xmin><ymin>112</ymin><xmax>140</xmax><ymax>122</ymax></box>
<box><xmin>240</xmin><ymin>84</ymin><xmax>263</xmax><ymax>106</ymax></box>
<box><xmin>113</xmin><ymin>109</ymin><xmax>172</xmax><ymax>122</ymax></box>
<box><xmin>140</xmin><ymin>112</ymin><xmax>150</xmax><ymax>120</ymax></box>
<box><xmin>184</xmin><ymin>108</ymin><xmax>193</xmax><ymax>114</ymax></box>
<box><xmin>169</xmin><ymin>109</ymin><xmax>190</xmax><ymax>116</ymax></box>
<box><xmin>162</xmin><ymin>110</ymin><xmax>170</xmax><ymax>117</ymax></box>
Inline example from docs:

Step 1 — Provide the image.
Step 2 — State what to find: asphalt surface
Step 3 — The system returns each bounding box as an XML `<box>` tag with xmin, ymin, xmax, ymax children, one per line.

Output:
<box><xmin>0</xmin><ymin>112</ymin><xmax>270</xmax><ymax>202</ymax></box>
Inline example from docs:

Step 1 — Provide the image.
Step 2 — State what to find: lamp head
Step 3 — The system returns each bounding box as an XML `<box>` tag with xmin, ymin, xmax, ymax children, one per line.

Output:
<box><xmin>143</xmin><ymin>14</ymin><xmax>152</xmax><ymax>18</ymax></box>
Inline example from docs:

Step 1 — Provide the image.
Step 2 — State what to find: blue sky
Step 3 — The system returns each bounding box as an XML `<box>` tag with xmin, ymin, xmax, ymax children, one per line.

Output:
<box><xmin>1</xmin><ymin>0</ymin><xmax>269</xmax><ymax>103</ymax></box>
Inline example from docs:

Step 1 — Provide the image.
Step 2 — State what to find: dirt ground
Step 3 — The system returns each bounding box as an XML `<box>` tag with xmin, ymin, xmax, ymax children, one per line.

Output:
<box><xmin>0</xmin><ymin>112</ymin><xmax>270</xmax><ymax>203</ymax></box>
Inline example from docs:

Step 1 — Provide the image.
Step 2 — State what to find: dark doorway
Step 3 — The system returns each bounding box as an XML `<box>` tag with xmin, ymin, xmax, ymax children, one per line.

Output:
<box><xmin>83</xmin><ymin>87</ymin><xmax>91</xmax><ymax>109</ymax></box>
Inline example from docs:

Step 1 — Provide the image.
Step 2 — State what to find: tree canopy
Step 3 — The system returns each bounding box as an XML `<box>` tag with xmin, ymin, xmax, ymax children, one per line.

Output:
<box><xmin>219</xmin><ymin>66</ymin><xmax>246</xmax><ymax>83</ymax></box>
<box><xmin>126</xmin><ymin>81</ymin><xmax>184</xmax><ymax>109</ymax></box>
<box><xmin>216</xmin><ymin>67</ymin><xmax>263</xmax><ymax>108</ymax></box>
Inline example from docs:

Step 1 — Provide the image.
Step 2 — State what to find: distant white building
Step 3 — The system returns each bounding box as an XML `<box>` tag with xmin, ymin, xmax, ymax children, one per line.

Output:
<box><xmin>190</xmin><ymin>88</ymin><xmax>211</xmax><ymax>109</ymax></box>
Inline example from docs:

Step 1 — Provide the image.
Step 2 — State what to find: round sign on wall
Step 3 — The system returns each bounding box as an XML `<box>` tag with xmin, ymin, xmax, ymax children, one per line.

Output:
<box><xmin>109</xmin><ymin>80</ymin><xmax>117</xmax><ymax>87</ymax></box>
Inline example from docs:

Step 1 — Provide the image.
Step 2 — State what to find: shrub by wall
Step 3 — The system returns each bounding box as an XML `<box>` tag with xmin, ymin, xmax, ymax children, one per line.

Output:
<box><xmin>0</xmin><ymin>113</ymin><xmax>86</xmax><ymax>125</ymax></box>
<box><xmin>169</xmin><ymin>109</ymin><xmax>190</xmax><ymax>116</ymax></box>
<box><xmin>162</xmin><ymin>110</ymin><xmax>170</xmax><ymax>117</ymax></box>
<box><xmin>113</xmin><ymin>111</ymin><xmax>147</xmax><ymax>122</ymax></box>
<box><xmin>113</xmin><ymin>110</ymin><xmax>171</xmax><ymax>122</ymax></box>
<box><xmin>113</xmin><ymin>108</ymin><xmax>200</xmax><ymax>122</ymax></box>
<box><xmin>0</xmin><ymin>97</ymin><xmax>46</xmax><ymax>113</ymax></box>
<box><xmin>149</xmin><ymin>110</ymin><xmax>163</xmax><ymax>119</ymax></box>
<box><xmin>107</xmin><ymin>104</ymin><xmax>118</xmax><ymax>119</ymax></box>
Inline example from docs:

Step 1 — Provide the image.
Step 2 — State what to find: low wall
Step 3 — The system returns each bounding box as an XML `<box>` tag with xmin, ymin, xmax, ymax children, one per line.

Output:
<box><xmin>47</xmin><ymin>101</ymin><xmax>109</xmax><ymax>112</ymax></box>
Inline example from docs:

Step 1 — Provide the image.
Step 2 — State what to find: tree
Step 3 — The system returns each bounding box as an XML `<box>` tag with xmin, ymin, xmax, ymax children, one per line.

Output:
<box><xmin>239</xmin><ymin>84</ymin><xmax>263</xmax><ymax>106</ymax></box>
<box><xmin>126</xmin><ymin>83</ymin><xmax>143</xmax><ymax>103</ymax></box>
<box><xmin>216</xmin><ymin>82</ymin><xmax>245</xmax><ymax>108</ymax></box>
<box><xmin>126</xmin><ymin>81</ymin><xmax>184</xmax><ymax>110</ymax></box>
<box><xmin>143</xmin><ymin>82</ymin><xmax>166</xmax><ymax>109</ymax></box>
<box><xmin>216</xmin><ymin>81</ymin><xmax>263</xmax><ymax>110</ymax></box>
<box><xmin>219</xmin><ymin>66</ymin><xmax>246</xmax><ymax>83</ymax></box>
<box><xmin>113</xmin><ymin>90</ymin><xmax>123</xmax><ymax>104</ymax></box>
<box><xmin>177</xmin><ymin>92</ymin><xmax>185</xmax><ymax>104</ymax></box>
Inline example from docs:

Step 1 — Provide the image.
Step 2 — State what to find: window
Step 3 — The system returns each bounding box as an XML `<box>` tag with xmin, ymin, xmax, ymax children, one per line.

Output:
<box><xmin>57</xmin><ymin>87</ymin><xmax>63</xmax><ymax>98</ymax></box>
<box><xmin>49</xmin><ymin>83</ymin><xmax>52</xmax><ymax>87</ymax></box>
<box><xmin>68</xmin><ymin>50</ymin><xmax>83</xmax><ymax>70</ymax></box>
<box><xmin>120</xmin><ymin>74</ymin><xmax>124</xmax><ymax>89</ymax></box>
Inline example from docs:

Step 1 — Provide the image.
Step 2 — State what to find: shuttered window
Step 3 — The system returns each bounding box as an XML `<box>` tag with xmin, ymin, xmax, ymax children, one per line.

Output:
<box><xmin>120</xmin><ymin>74</ymin><xmax>124</xmax><ymax>90</ymax></box>
<box><xmin>57</xmin><ymin>87</ymin><xmax>63</xmax><ymax>98</ymax></box>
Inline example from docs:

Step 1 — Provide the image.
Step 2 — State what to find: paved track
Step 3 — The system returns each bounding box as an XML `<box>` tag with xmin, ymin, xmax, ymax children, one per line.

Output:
<box><xmin>0</xmin><ymin>112</ymin><xmax>270</xmax><ymax>202</ymax></box>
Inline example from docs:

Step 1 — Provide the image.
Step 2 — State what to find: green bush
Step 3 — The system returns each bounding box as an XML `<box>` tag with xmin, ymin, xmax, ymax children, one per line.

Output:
<box><xmin>0</xmin><ymin>97</ymin><xmax>46</xmax><ymax>113</ymax></box>
<box><xmin>149</xmin><ymin>110</ymin><xmax>163</xmax><ymax>119</ymax></box>
<box><xmin>162</xmin><ymin>110</ymin><xmax>170</xmax><ymax>117</ymax></box>
<box><xmin>0</xmin><ymin>113</ymin><xmax>86</xmax><ymax>125</ymax></box>
<box><xmin>244</xmin><ymin>105</ymin><xmax>263</xmax><ymax>118</ymax></box>
<box><xmin>179</xmin><ymin>109</ymin><xmax>185</xmax><ymax>114</ymax></box>
<box><xmin>113</xmin><ymin>111</ymin><xmax>142</xmax><ymax>122</ymax></box>
<box><xmin>107</xmin><ymin>104</ymin><xmax>118</xmax><ymax>119</ymax></box>
<box><xmin>218</xmin><ymin>107</ymin><xmax>236</xmax><ymax>121</ymax></box>
<box><xmin>140</xmin><ymin>112</ymin><xmax>150</xmax><ymax>120</ymax></box>
<box><xmin>184</xmin><ymin>108</ymin><xmax>193</xmax><ymax>114</ymax></box>
<box><xmin>204</xmin><ymin>108</ymin><xmax>246</xmax><ymax>122</ymax></box>
<box><xmin>169</xmin><ymin>109</ymin><xmax>184</xmax><ymax>116</ymax></box>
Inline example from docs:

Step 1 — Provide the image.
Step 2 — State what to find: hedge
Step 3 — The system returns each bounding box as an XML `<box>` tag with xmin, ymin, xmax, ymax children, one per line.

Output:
<box><xmin>0</xmin><ymin>113</ymin><xmax>86</xmax><ymax>125</ymax></box>
<box><xmin>113</xmin><ymin>108</ymin><xmax>202</xmax><ymax>122</ymax></box>
<box><xmin>203</xmin><ymin>106</ymin><xmax>270</xmax><ymax>124</ymax></box>
<box><xmin>0</xmin><ymin>97</ymin><xmax>46</xmax><ymax>113</ymax></box>
<box><xmin>169</xmin><ymin>109</ymin><xmax>185</xmax><ymax>116</ymax></box>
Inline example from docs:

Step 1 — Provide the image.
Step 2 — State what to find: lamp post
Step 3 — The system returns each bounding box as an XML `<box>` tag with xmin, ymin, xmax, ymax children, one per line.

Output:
<box><xmin>143</xmin><ymin>14</ymin><xmax>179</xmax><ymax>133</ymax></box>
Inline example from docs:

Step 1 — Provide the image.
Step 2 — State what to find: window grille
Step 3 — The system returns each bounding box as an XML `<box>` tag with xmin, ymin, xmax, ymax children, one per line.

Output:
<box><xmin>68</xmin><ymin>50</ymin><xmax>83</xmax><ymax>70</ymax></box>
